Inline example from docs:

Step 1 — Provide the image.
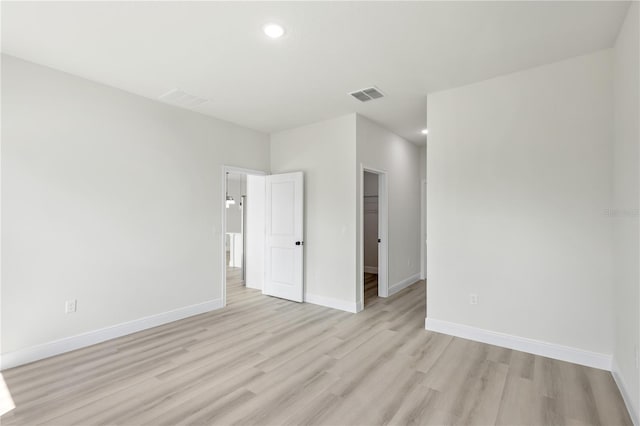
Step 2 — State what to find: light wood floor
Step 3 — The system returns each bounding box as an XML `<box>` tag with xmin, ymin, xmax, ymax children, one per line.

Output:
<box><xmin>1</xmin><ymin>269</ymin><xmax>631</xmax><ymax>425</ymax></box>
<box><xmin>364</xmin><ymin>273</ymin><xmax>379</xmax><ymax>307</ymax></box>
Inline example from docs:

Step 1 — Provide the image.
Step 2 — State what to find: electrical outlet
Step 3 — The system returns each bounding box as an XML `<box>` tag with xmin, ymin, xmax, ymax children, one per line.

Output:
<box><xmin>65</xmin><ymin>299</ymin><xmax>77</xmax><ymax>314</ymax></box>
<box><xmin>469</xmin><ymin>294</ymin><xmax>478</xmax><ymax>305</ymax></box>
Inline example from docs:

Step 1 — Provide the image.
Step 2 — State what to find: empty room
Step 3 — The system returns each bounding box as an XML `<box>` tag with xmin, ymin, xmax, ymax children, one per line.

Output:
<box><xmin>1</xmin><ymin>1</ymin><xmax>639</xmax><ymax>425</ymax></box>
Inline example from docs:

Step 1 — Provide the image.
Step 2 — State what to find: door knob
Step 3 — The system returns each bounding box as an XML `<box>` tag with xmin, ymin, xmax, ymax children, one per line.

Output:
<box><xmin>295</xmin><ymin>241</ymin><xmax>304</xmax><ymax>246</ymax></box>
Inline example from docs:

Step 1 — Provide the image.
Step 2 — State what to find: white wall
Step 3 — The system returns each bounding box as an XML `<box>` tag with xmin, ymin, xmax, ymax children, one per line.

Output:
<box><xmin>356</xmin><ymin>115</ymin><xmax>422</xmax><ymax>301</ymax></box>
<box><xmin>419</xmin><ymin>145</ymin><xmax>426</xmax><ymax>181</ymax></box>
<box><xmin>426</xmin><ymin>50</ymin><xmax>614</xmax><ymax>362</ymax></box>
<box><xmin>270</xmin><ymin>114</ymin><xmax>358</xmax><ymax>309</ymax></box>
<box><xmin>363</xmin><ymin>171</ymin><xmax>379</xmax><ymax>271</ymax></box>
<box><xmin>1</xmin><ymin>55</ymin><xmax>270</xmax><ymax>360</ymax></box>
<box><xmin>420</xmin><ymin>144</ymin><xmax>427</xmax><ymax>279</ymax></box>
<box><xmin>612</xmin><ymin>3</ymin><xmax>640</xmax><ymax>421</ymax></box>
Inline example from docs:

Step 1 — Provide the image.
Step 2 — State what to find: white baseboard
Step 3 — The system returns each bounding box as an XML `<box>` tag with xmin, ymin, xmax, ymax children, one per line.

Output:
<box><xmin>0</xmin><ymin>298</ymin><xmax>224</xmax><ymax>370</ymax></box>
<box><xmin>388</xmin><ymin>273</ymin><xmax>421</xmax><ymax>296</ymax></box>
<box><xmin>245</xmin><ymin>281</ymin><xmax>262</xmax><ymax>291</ymax></box>
<box><xmin>305</xmin><ymin>293</ymin><xmax>357</xmax><ymax>313</ymax></box>
<box><xmin>425</xmin><ymin>318</ymin><xmax>612</xmax><ymax>371</ymax></box>
<box><xmin>364</xmin><ymin>266</ymin><xmax>378</xmax><ymax>274</ymax></box>
<box><xmin>612</xmin><ymin>359</ymin><xmax>640</xmax><ymax>426</ymax></box>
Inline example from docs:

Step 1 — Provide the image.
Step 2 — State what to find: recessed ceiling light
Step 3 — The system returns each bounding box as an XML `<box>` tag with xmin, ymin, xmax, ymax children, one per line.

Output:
<box><xmin>263</xmin><ymin>23</ymin><xmax>285</xmax><ymax>39</ymax></box>
<box><xmin>421</xmin><ymin>129</ymin><xmax>429</xmax><ymax>135</ymax></box>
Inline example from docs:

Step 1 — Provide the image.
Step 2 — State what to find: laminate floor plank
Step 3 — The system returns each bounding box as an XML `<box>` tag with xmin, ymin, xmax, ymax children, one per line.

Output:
<box><xmin>1</xmin><ymin>270</ymin><xmax>632</xmax><ymax>425</ymax></box>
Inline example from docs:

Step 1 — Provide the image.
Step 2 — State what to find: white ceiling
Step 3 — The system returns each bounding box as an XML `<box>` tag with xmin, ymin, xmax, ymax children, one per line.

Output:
<box><xmin>1</xmin><ymin>1</ymin><xmax>630</xmax><ymax>144</ymax></box>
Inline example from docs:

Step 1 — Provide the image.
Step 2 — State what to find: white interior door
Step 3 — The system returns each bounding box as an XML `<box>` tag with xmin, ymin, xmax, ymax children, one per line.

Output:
<box><xmin>264</xmin><ymin>172</ymin><xmax>304</xmax><ymax>302</ymax></box>
<box><xmin>245</xmin><ymin>175</ymin><xmax>265</xmax><ymax>290</ymax></box>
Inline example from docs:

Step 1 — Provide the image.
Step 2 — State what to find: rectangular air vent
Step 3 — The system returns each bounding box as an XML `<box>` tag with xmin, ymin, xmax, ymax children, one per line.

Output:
<box><xmin>159</xmin><ymin>89</ymin><xmax>209</xmax><ymax>109</ymax></box>
<box><xmin>349</xmin><ymin>86</ymin><xmax>385</xmax><ymax>102</ymax></box>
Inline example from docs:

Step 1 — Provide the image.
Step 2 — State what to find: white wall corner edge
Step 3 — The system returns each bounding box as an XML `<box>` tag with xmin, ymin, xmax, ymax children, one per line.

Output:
<box><xmin>424</xmin><ymin>318</ymin><xmax>612</xmax><ymax>371</ymax></box>
<box><xmin>305</xmin><ymin>293</ymin><xmax>358</xmax><ymax>313</ymax></box>
<box><xmin>388</xmin><ymin>273</ymin><xmax>421</xmax><ymax>297</ymax></box>
<box><xmin>0</xmin><ymin>298</ymin><xmax>224</xmax><ymax>371</ymax></box>
<box><xmin>612</xmin><ymin>359</ymin><xmax>640</xmax><ymax>426</ymax></box>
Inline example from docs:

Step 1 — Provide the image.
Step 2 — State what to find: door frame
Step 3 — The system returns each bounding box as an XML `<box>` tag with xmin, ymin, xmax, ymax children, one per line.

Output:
<box><xmin>220</xmin><ymin>165</ymin><xmax>267</xmax><ymax>307</ymax></box>
<box><xmin>421</xmin><ymin>178</ymin><xmax>426</xmax><ymax>280</ymax></box>
<box><xmin>359</xmin><ymin>165</ymin><xmax>389</xmax><ymax>309</ymax></box>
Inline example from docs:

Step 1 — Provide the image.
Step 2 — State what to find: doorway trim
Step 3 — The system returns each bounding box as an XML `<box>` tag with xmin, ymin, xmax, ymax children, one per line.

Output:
<box><xmin>220</xmin><ymin>165</ymin><xmax>267</xmax><ymax>308</ymax></box>
<box><xmin>359</xmin><ymin>165</ymin><xmax>389</xmax><ymax>310</ymax></box>
<box><xmin>421</xmin><ymin>178</ymin><xmax>426</xmax><ymax>280</ymax></box>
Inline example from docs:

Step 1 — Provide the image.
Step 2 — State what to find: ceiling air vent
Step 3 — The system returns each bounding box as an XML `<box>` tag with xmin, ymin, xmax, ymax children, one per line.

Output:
<box><xmin>159</xmin><ymin>89</ymin><xmax>209</xmax><ymax>109</ymax></box>
<box><xmin>349</xmin><ymin>86</ymin><xmax>385</xmax><ymax>102</ymax></box>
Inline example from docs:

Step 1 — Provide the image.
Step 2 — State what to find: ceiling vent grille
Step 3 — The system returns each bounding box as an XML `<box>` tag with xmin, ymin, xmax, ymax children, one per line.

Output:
<box><xmin>159</xmin><ymin>89</ymin><xmax>209</xmax><ymax>109</ymax></box>
<box><xmin>348</xmin><ymin>86</ymin><xmax>385</xmax><ymax>102</ymax></box>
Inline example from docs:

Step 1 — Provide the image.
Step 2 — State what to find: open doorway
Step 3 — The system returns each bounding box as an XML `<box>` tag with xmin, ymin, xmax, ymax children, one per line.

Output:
<box><xmin>221</xmin><ymin>166</ymin><xmax>266</xmax><ymax>306</ymax></box>
<box><xmin>363</xmin><ymin>171</ymin><xmax>379</xmax><ymax>306</ymax></box>
<box><xmin>224</xmin><ymin>171</ymin><xmax>245</xmax><ymax>295</ymax></box>
<box><xmin>221</xmin><ymin>167</ymin><xmax>305</xmax><ymax>307</ymax></box>
<box><xmin>361</xmin><ymin>167</ymin><xmax>388</xmax><ymax>309</ymax></box>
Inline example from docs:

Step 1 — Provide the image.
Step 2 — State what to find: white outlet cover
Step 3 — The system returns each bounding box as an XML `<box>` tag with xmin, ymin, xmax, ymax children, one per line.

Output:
<box><xmin>65</xmin><ymin>299</ymin><xmax>77</xmax><ymax>314</ymax></box>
